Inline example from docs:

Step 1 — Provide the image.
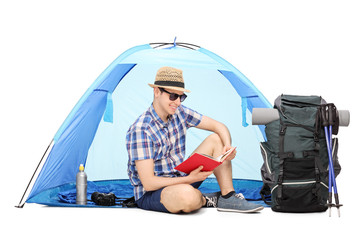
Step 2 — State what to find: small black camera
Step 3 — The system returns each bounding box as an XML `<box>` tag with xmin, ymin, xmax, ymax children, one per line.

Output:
<box><xmin>91</xmin><ymin>192</ymin><xmax>116</xmax><ymax>206</ymax></box>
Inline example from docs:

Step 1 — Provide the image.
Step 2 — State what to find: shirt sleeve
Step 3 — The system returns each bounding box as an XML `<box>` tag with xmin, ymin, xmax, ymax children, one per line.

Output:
<box><xmin>126</xmin><ymin>128</ymin><xmax>154</xmax><ymax>161</ymax></box>
<box><xmin>181</xmin><ymin>105</ymin><xmax>203</xmax><ymax>128</ymax></box>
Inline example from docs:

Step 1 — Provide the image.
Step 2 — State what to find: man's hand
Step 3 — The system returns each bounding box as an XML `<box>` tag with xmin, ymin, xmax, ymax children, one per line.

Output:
<box><xmin>187</xmin><ymin>166</ymin><xmax>213</xmax><ymax>183</ymax></box>
<box><xmin>222</xmin><ymin>145</ymin><xmax>237</xmax><ymax>161</ymax></box>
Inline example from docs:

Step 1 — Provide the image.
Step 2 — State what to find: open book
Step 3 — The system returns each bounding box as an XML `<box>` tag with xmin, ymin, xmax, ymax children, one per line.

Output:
<box><xmin>175</xmin><ymin>147</ymin><xmax>236</xmax><ymax>174</ymax></box>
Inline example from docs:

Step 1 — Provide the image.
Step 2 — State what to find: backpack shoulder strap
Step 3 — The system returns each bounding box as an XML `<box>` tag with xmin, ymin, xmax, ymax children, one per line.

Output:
<box><xmin>260</xmin><ymin>184</ymin><xmax>272</xmax><ymax>205</ymax></box>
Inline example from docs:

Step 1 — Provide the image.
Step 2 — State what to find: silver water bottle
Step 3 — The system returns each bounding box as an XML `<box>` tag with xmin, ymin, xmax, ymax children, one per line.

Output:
<box><xmin>76</xmin><ymin>164</ymin><xmax>87</xmax><ymax>205</ymax></box>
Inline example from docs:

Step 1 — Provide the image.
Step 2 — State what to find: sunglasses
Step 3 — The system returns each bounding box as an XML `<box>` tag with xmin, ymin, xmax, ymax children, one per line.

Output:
<box><xmin>159</xmin><ymin>88</ymin><xmax>187</xmax><ymax>102</ymax></box>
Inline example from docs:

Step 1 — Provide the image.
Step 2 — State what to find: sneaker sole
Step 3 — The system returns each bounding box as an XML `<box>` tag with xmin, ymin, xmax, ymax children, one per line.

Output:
<box><xmin>217</xmin><ymin>206</ymin><xmax>264</xmax><ymax>213</ymax></box>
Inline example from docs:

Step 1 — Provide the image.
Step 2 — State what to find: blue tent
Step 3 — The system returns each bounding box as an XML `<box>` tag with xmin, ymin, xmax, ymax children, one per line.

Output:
<box><xmin>20</xmin><ymin>42</ymin><xmax>272</xmax><ymax>207</ymax></box>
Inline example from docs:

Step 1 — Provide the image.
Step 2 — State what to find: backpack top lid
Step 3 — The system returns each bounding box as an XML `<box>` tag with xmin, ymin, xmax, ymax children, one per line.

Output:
<box><xmin>274</xmin><ymin>94</ymin><xmax>326</xmax><ymax>127</ymax></box>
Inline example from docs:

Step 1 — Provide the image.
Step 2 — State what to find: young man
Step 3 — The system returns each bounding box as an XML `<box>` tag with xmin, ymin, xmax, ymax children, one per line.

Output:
<box><xmin>126</xmin><ymin>66</ymin><xmax>264</xmax><ymax>213</ymax></box>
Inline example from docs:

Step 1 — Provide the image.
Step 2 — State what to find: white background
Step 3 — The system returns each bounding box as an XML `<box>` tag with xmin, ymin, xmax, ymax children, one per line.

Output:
<box><xmin>1</xmin><ymin>0</ymin><xmax>359</xmax><ymax>239</ymax></box>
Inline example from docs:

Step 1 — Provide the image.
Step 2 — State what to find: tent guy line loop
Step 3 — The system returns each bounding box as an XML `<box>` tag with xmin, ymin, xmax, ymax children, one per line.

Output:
<box><xmin>173</xmin><ymin>36</ymin><xmax>177</xmax><ymax>47</ymax></box>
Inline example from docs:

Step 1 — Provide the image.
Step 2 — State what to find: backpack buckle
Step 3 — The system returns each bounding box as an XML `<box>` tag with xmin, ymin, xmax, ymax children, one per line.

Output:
<box><xmin>279</xmin><ymin>125</ymin><xmax>287</xmax><ymax>135</ymax></box>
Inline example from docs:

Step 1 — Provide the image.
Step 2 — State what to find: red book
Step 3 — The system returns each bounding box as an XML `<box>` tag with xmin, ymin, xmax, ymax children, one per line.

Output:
<box><xmin>175</xmin><ymin>147</ymin><xmax>236</xmax><ymax>174</ymax></box>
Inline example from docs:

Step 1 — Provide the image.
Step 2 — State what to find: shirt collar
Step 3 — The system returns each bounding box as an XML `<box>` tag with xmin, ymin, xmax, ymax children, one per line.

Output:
<box><xmin>149</xmin><ymin>103</ymin><xmax>173</xmax><ymax>128</ymax></box>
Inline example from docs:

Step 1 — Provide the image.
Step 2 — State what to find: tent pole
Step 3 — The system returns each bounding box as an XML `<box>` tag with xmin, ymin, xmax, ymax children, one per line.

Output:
<box><xmin>15</xmin><ymin>139</ymin><xmax>54</xmax><ymax>208</ymax></box>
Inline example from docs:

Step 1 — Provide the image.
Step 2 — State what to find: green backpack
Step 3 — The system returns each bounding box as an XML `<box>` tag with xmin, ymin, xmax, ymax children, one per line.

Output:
<box><xmin>259</xmin><ymin>95</ymin><xmax>341</xmax><ymax>212</ymax></box>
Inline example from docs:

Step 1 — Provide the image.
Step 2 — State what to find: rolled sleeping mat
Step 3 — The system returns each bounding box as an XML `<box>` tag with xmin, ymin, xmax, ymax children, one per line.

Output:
<box><xmin>252</xmin><ymin>108</ymin><xmax>350</xmax><ymax>126</ymax></box>
<box><xmin>337</xmin><ymin>110</ymin><xmax>350</xmax><ymax>127</ymax></box>
<box><xmin>251</xmin><ymin>108</ymin><xmax>280</xmax><ymax>125</ymax></box>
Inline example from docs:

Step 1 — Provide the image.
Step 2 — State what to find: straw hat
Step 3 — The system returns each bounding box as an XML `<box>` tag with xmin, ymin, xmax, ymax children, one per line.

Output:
<box><xmin>148</xmin><ymin>66</ymin><xmax>190</xmax><ymax>93</ymax></box>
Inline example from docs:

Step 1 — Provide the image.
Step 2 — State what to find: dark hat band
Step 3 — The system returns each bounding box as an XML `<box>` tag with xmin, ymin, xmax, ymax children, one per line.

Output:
<box><xmin>154</xmin><ymin>81</ymin><xmax>185</xmax><ymax>88</ymax></box>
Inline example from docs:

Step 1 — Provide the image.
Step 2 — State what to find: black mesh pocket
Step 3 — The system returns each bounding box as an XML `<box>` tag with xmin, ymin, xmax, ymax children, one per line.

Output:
<box><xmin>281</xmin><ymin>184</ymin><xmax>317</xmax><ymax>207</ymax></box>
<box><xmin>273</xmin><ymin>183</ymin><xmax>327</xmax><ymax>213</ymax></box>
<box><xmin>283</xmin><ymin>158</ymin><xmax>315</xmax><ymax>180</ymax></box>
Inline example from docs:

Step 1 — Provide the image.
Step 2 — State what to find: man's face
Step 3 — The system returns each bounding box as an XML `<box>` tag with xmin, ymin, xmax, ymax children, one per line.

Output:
<box><xmin>156</xmin><ymin>87</ymin><xmax>184</xmax><ymax>115</ymax></box>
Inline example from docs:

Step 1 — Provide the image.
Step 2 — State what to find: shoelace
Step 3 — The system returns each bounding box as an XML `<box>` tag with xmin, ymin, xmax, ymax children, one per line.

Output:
<box><xmin>234</xmin><ymin>193</ymin><xmax>245</xmax><ymax>200</ymax></box>
<box><xmin>206</xmin><ymin>196</ymin><xmax>218</xmax><ymax>207</ymax></box>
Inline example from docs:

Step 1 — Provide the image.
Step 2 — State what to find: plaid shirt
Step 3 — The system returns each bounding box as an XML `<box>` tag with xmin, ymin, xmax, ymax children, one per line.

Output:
<box><xmin>126</xmin><ymin>104</ymin><xmax>203</xmax><ymax>200</ymax></box>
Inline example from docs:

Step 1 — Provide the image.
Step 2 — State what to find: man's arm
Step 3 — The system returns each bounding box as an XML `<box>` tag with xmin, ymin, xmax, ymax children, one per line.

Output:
<box><xmin>135</xmin><ymin>159</ymin><xmax>213</xmax><ymax>192</ymax></box>
<box><xmin>196</xmin><ymin>115</ymin><xmax>232</xmax><ymax>148</ymax></box>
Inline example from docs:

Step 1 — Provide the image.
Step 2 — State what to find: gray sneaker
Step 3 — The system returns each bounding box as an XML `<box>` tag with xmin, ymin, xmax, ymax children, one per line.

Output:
<box><xmin>217</xmin><ymin>192</ymin><xmax>264</xmax><ymax>213</ymax></box>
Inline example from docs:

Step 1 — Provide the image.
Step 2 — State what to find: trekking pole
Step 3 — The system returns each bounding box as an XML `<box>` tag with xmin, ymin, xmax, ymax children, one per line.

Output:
<box><xmin>328</xmin><ymin>104</ymin><xmax>342</xmax><ymax>217</ymax></box>
<box><xmin>321</xmin><ymin>105</ymin><xmax>334</xmax><ymax>217</ymax></box>
<box><xmin>325</xmin><ymin>125</ymin><xmax>336</xmax><ymax>217</ymax></box>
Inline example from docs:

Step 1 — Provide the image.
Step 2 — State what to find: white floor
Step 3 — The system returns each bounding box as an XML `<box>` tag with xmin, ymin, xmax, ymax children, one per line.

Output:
<box><xmin>6</xmin><ymin>200</ymin><xmax>356</xmax><ymax>240</ymax></box>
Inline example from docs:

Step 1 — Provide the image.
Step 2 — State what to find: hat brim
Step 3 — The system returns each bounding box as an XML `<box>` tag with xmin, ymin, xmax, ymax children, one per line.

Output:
<box><xmin>148</xmin><ymin>83</ymin><xmax>191</xmax><ymax>93</ymax></box>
